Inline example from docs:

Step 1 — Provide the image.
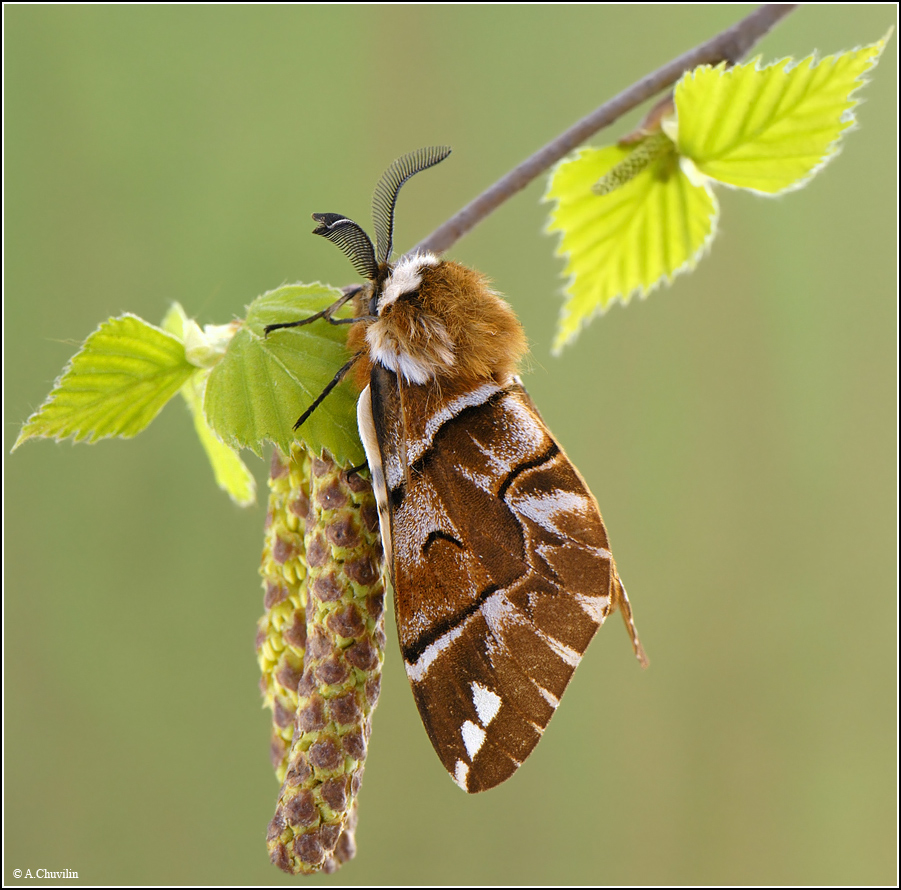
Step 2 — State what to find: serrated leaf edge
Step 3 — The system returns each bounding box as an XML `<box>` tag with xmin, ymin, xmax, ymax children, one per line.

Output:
<box><xmin>13</xmin><ymin>312</ymin><xmax>191</xmax><ymax>450</ymax></box>
<box><xmin>676</xmin><ymin>32</ymin><xmax>891</xmax><ymax>198</ymax></box>
<box><xmin>542</xmin><ymin>150</ymin><xmax>720</xmax><ymax>354</ymax></box>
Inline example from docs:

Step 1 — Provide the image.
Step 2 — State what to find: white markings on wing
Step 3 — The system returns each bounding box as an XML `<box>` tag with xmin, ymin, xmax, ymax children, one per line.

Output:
<box><xmin>453</xmin><ymin>759</ymin><xmax>469</xmax><ymax>791</ymax></box>
<box><xmin>449</xmin><ymin>392</ymin><xmax>554</xmax><ymax>493</ymax></box>
<box><xmin>574</xmin><ymin>593</ymin><xmax>611</xmax><ymax>625</ymax></box>
<box><xmin>471</xmin><ymin>681</ymin><xmax>502</xmax><ymax>727</ymax></box>
<box><xmin>535</xmin><ymin>684</ymin><xmax>560</xmax><ymax>709</ymax></box>
<box><xmin>478</xmin><ymin>589</ymin><xmax>517</xmax><ymax>638</ymax></box>
<box><xmin>479</xmin><ymin>589</ymin><xmax>582</xmax><ymax>668</ymax></box>
<box><xmin>539</xmin><ymin>631</ymin><xmax>582</xmax><ymax>667</ymax></box>
<box><xmin>512</xmin><ymin>489</ymin><xmax>596</xmax><ymax>536</ymax></box>
<box><xmin>404</xmin><ymin>616</ymin><xmax>472</xmax><ymax>683</ymax></box>
<box><xmin>461</xmin><ymin>720</ymin><xmax>486</xmax><ymax>759</ymax></box>
<box><xmin>405</xmin><ymin>381</ymin><xmax>503</xmax><ymax>465</ymax></box>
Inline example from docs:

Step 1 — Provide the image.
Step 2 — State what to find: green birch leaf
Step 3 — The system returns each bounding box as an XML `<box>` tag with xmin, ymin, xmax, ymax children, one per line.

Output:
<box><xmin>672</xmin><ymin>33</ymin><xmax>890</xmax><ymax>194</ymax></box>
<box><xmin>546</xmin><ymin>144</ymin><xmax>718</xmax><ymax>353</ymax></box>
<box><xmin>205</xmin><ymin>283</ymin><xmax>364</xmax><ymax>466</ymax></box>
<box><xmin>181</xmin><ymin>372</ymin><xmax>257</xmax><ymax>507</ymax></box>
<box><xmin>162</xmin><ymin>300</ymin><xmax>255</xmax><ymax>504</ymax></box>
<box><xmin>14</xmin><ymin>313</ymin><xmax>194</xmax><ymax>448</ymax></box>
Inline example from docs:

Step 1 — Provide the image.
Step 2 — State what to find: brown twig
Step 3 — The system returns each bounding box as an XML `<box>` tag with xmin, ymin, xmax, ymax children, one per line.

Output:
<box><xmin>409</xmin><ymin>4</ymin><xmax>798</xmax><ymax>259</ymax></box>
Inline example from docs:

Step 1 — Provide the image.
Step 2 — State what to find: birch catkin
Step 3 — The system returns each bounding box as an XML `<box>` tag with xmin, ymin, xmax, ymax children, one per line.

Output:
<box><xmin>259</xmin><ymin>447</ymin><xmax>386</xmax><ymax>874</ymax></box>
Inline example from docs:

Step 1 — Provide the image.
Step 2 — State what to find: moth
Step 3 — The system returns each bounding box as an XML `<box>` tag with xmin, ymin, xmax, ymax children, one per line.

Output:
<box><xmin>267</xmin><ymin>146</ymin><xmax>647</xmax><ymax>793</ymax></box>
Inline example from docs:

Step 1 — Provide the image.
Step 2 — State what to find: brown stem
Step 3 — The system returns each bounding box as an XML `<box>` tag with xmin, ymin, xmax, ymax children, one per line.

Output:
<box><xmin>409</xmin><ymin>4</ymin><xmax>798</xmax><ymax>258</ymax></box>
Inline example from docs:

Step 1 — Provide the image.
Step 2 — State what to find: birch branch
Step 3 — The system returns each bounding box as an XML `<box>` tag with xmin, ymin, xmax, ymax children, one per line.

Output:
<box><xmin>410</xmin><ymin>4</ymin><xmax>798</xmax><ymax>258</ymax></box>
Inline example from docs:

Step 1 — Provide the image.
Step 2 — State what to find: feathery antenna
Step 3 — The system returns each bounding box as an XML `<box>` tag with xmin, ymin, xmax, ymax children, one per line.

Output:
<box><xmin>372</xmin><ymin>146</ymin><xmax>451</xmax><ymax>265</ymax></box>
<box><xmin>311</xmin><ymin>213</ymin><xmax>380</xmax><ymax>281</ymax></box>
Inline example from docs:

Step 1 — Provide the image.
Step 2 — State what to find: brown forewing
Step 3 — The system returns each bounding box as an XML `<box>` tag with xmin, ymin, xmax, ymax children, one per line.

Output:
<box><xmin>369</xmin><ymin>365</ymin><xmax>620</xmax><ymax>793</ymax></box>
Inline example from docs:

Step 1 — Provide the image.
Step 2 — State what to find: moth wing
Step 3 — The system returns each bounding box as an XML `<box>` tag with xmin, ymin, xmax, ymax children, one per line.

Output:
<box><xmin>366</xmin><ymin>367</ymin><xmax>635</xmax><ymax>793</ymax></box>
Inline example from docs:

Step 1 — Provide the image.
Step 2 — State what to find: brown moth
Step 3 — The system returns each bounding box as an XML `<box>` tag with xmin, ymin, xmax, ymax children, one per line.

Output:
<box><xmin>266</xmin><ymin>147</ymin><xmax>647</xmax><ymax>793</ymax></box>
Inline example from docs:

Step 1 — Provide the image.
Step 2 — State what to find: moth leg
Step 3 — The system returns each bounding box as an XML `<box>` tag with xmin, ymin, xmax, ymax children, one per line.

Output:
<box><xmin>264</xmin><ymin>286</ymin><xmax>362</xmax><ymax>335</ymax></box>
<box><xmin>613</xmin><ymin>573</ymin><xmax>649</xmax><ymax>668</ymax></box>
<box><xmin>292</xmin><ymin>354</ymin><xmax>360</xmax><ymax>430</ymax></box>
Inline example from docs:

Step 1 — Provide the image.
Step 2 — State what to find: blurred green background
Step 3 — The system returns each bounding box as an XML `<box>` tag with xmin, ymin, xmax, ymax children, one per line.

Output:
<box><xmin>5</xmin><ymin>6</ymin><xmax>896</xmax><ymax>886</ymax></box>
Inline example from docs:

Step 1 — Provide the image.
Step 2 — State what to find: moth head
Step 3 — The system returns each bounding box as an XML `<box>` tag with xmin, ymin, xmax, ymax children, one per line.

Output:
<box><xmin>316</xmin><ymin>146</ymin><xmax>526</xmax><ymax>385</ymax></box>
